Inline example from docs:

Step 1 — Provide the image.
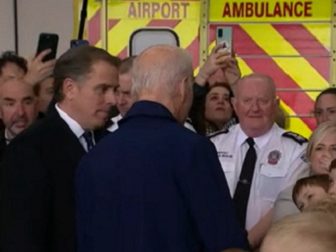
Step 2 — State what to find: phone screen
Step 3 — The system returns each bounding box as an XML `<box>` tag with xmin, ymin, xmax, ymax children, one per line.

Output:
<box><xmin>36</xmin><ymin>33</ymin><xmax>59</xmax><ymax>62</ymax></box>
<box><xmin>216</xmin><ymin>27</ymin><xmax>233</xmax><ymax>54</ymax></box>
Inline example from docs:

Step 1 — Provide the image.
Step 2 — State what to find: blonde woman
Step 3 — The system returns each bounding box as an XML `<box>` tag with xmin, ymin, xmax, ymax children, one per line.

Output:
<box><xmin>273</xmin><ymin>120</ymin><xmax>336</xmax><ymax>221</ymax></box>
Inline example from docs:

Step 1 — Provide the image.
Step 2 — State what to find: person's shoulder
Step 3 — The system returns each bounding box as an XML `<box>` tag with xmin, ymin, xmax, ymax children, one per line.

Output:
<box><xmin>165</xmin><ymin>123</ymin><xmax>213</xmax><ymax>148</ymax></box>
<box><xmin>208</xmin><ymin>128</ymin><xmax>229</xmax><ymax>139</ymax></box>
<box><xmin>11</xmin><ymin>114</ymin><xmax>67</xmax><ymax>147</ymax></box>
<box><xmin>208</xmin><ymin>124</ymin><xmax>238</xmax><ymax>141</ymax></box>
<box><xmin>281</xmin><ymin>131</ymin><xmax>308</xmax><ymax>145</ymax></box>
<box><xmin>175</xmin><ymin>123</ymin><xmax>206</xmax><ymax>142</ymax></box>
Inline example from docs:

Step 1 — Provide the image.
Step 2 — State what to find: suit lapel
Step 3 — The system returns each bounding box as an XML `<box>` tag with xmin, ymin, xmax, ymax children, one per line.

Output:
<box><xmin>47</xmin><ymin>112</ymin><xmax>86</xmax><ymax>165</ymax></box>
<box><xmin>0</xmin><ymin>130</ymin><xmax>7</xmax><ymax>159</ymax></box>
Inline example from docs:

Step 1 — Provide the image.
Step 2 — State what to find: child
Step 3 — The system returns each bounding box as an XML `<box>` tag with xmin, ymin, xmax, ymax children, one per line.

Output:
<box><xmin>292</xmin><ymin>174</ymin><xmax>329</xmax><ymax>211</ymax></box>
<box><xmin>329</xmin><ymin>159</ymin><xmax>336</xmax><ymax>196</ymax></box>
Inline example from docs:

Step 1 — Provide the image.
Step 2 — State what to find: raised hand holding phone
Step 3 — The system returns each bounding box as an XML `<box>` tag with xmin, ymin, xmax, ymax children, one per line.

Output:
<box><xmin>25</xmin><ymin>50</ymin><xmax>56</xmax><ymax>86</ymax></box>
<box><xmin>36</xmin><ymin>33</ymin><xmax>59</xmax><ymax>62</ymax></box>
<box><xmin>24</xmin><ymin>33</ymin><xmax>58</xmax><ymax>85</ymax></box>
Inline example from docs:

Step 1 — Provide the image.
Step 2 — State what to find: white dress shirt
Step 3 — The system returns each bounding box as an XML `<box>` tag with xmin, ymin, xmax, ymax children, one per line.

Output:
<box><xmin>107</xmin><ymin>114</ymin><xmax>123</xmax><ymax>132</ymax></box>
<box><xmin>55</xmin><ymin>104</ymin><xmax>94</xmax><ymax>152</ymax></box>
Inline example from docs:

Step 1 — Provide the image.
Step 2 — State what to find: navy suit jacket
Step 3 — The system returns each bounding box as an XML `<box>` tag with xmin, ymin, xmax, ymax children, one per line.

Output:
<box><xmin>76</xmin><ymin>101</ymin><xmax>249</xmax><ymax>252</ymax></box>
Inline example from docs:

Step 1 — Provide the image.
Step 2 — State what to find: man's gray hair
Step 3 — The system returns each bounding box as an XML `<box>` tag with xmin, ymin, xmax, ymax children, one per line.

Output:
<box><xmin>131</xmin><ymin>45</ymin><xmax>193</xmax><ymax>98</ymax></box>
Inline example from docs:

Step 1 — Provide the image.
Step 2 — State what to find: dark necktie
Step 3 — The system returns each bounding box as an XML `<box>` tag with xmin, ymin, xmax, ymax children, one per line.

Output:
<box><xmin>233</xmin><ymin>137</ymin><xmax>257</xmax><ymax>227</ymax></box>
<box><xmin>82</xmin><ymin>131</ymin><xmax>94</xmax><ymax>151</ymax></box>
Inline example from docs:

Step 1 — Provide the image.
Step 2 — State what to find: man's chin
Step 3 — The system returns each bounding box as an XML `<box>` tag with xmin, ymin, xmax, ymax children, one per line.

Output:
<box><xmin>8</xmin><ymin>127</ymin><xmax>26</xmax><ymax>138</ymax></box>
<box><xmin>92</xmin><ymin>118</ymin><xmax>108</xmax><ymax>130</ymax></box>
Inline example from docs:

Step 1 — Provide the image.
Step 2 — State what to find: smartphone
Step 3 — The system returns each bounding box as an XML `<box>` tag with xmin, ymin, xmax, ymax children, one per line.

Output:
<box><xmin>216</xmin><ymin>27</ymin><xmax>233</xmax><ymax>54</ymax></box>
<box><xmin>70</xmin><ymin>39</ymin><xmax>89</xmax><ymax>48</ymax></box>
<box><xmin>36</xmin><ymin>33</ymin><xmax>59</xmax><ymax>62</ymax></box>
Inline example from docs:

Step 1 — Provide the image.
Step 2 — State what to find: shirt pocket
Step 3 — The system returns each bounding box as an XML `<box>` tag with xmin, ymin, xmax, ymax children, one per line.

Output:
<box><xmin>219</xmin><ymin>160</ymin><xmax>235</xmax><ymax>196</ymax></box>
<box><xmin>258</xmin><ymin>163</ymin><xmax>288</xmax><ymax>202</ymax></box>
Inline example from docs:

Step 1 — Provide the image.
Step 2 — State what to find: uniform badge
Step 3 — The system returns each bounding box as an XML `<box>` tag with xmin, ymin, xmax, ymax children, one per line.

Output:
<box><xmin>268</xmin><ymin>150</ymin><xmax>281</xmax><ymax>165</ymax></box>
<box><xmin>218</xmin><ymin>151</ymin><xmax>232</xmax><ymax>158</ymax></box>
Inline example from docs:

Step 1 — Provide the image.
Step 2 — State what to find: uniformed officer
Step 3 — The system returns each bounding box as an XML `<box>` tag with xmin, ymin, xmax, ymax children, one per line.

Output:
<box><xmin>210</xmin><ymin>73</ymin><xmax>309</xmax><ymax>249</ymax></box>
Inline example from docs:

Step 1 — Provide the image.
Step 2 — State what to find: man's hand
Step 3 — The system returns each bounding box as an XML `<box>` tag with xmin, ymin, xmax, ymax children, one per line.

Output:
<box><xmin>319</xmin><ymin>157</ymin><xmax>333</xmax><ymax>173</ymax></box>
<box><xmin>223</xmin><ymin>57</ymin><xmax>241</xmax><ymax>86</ymax></box>
<box><xmin>195</xmin><ymin>44</ymin><xmax>240</xmax><ymax>86</ymax></box>
<box><xmin>24</xmin><ymin>49</ymin><xmax>56</xmax><ymax>86</ymax></box>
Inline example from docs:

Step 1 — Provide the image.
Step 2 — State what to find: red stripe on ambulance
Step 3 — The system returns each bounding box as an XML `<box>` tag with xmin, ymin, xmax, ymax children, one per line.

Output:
<box><xmin>273</xmin><ymin>24</ymin><xmax>329</xmax><ymax>80</ymax></box>
<box><xmin>234</xmin><ymin>25</ymin><xmax>316</xmax><ymax>129</ymax></box>
<box><xmin>209</xmin><ymin>24</ymin><xmax>316</xmax><ymax>129</ymax></box>
<box><xmin>88</xmin><ymin>9</ymin><xmax>101</xmax><ymax>46</ymax></box>
<box><xmin>185</xmin><ymin>37</ymin><xmax>199</xmax><ymax>69</ymax></box>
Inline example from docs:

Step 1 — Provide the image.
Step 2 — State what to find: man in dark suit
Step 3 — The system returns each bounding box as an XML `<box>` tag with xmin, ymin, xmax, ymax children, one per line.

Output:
<box><xmin>76</xmin><ymin>45</ymin><xmax>249</xmax><ymax>252</ymax></box>
<box><xmin>0</xmin><ymin>78</ymin><xmax>38</xmax><ymax>160</ymax></box>
<box><xmin>0</xmin><ymin>46</ymin><xmax>120</xmax><ymax>252</ymax></box>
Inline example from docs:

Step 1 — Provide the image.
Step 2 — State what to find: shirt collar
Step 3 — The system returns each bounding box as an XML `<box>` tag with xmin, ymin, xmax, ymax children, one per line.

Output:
<box><xmin>111</xmin><ymin>114</ymin><xmax>122</xmax><ymax>124</ymax></box>
<box><xmin>55</xmin><ymin>104</ymin><xmax>85</xmax><ymax>139</ymax></box>
<box><xmin>236</xmin><ymin>124</ymin><xmax>275</xmax><ymax>149</ymax></box>
<box><xmin>4</xmin><ymin>129</ymin><xmax>11</xmax><ymax>145</ymax></box>
<box><xmin>120</xmin><ymin>100</ymin><xmax>176</xmax><ymax>126</ymax></box>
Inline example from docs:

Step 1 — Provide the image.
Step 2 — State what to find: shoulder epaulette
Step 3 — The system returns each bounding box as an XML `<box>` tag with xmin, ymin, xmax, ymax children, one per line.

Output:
<box><xmin>208</xmin><ymin>128</ymin><xmax>229</xmax><ymax>139</ymax></box>
<box><xmin>282</xmin><ymin>131</ymin><xmax>308</xmax><ymax>145</ymax></box>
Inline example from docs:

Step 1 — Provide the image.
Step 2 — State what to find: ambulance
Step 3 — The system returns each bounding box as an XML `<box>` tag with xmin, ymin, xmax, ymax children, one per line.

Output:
<box><xmin>74</xmin><ymin>0</ymin><xmax>336</xmax><ymax>137</ymax></box>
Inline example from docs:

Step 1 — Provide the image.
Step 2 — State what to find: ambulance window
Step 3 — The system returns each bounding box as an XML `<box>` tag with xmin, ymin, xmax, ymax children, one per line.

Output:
<box><xmin>129</xmin><ymin>28</ymin><xmax>179</xmax><ymax>56</ymax></box>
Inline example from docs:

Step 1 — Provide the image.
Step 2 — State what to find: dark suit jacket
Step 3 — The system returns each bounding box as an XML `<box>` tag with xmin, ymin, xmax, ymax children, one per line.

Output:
<box><xmin>76</xmin><ymin>101</ymin><xmax>249</xmax><ymax>252</ymax></box>
<box><xmin>0</xmin><ymin>110</ymin><xmax>86</xmax><ymax>252</ymax></box>
<box><xmin>0</xmin><ymin>131</ymin><xmax>7</xmax><ymax>162</ymax></box>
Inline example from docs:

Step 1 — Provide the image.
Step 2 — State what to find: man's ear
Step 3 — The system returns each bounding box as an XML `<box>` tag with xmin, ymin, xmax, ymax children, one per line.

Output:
<box><xmin>174</xmin><ymin>78</ymin><xmax>186</xmax><ymax>107</ymax></box>
<box><xmin>62</xmin><ymin>78</ymin><xmax>78</xmax><ymax>100</ymax></box>
<box><xmin>178</xmin><ymin>77</ymin><xmax>188</xmax><ymax>102</ymax></box>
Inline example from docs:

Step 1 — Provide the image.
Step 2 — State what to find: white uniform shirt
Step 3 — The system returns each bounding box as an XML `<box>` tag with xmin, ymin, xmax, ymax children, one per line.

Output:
<box><xmin>210</xmin><ymin>123</ymin><xmax>308</xmax><ymax>230</ymax></box>
<box><xmin>107</xmin><ymin>114</ymin><xmax>123</xmax><ymax>132</ymax></box>
<box><xmin>107</xmin><ymin>114</ymin><xmax>196</xmax><ymax>132</ymax></box>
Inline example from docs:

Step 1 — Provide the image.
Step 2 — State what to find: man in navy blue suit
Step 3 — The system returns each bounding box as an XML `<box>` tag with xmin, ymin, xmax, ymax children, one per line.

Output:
<box><xmin>76</xmin><ymin>45</ymin><xmax>249</xmax><ymax>252</ymax></box>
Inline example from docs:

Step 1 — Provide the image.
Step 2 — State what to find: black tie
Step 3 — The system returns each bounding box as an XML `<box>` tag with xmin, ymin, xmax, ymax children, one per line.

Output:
<box><xmin>82</xmin><ymin>131</ymin><xmax>94</xmax><ymax>151</ymax></box>
<box><xmin>233</xmin><ymin>137</ymin><xmax>257</xmax><ymax>227</ymax></box>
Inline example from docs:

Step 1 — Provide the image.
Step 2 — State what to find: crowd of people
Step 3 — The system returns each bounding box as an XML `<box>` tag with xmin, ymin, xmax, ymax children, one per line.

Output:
<box><xmin>0</xmin><ymin>42</ymin><xmax>335</xmax><ymax>252</ymax></box>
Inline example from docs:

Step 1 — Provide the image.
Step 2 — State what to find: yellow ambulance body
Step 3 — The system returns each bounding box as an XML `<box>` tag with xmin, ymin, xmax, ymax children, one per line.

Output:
<box><xmin>74</xmin><ymin>0</ymin><xmax>336</xmax><ymax>138</ymax></box>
